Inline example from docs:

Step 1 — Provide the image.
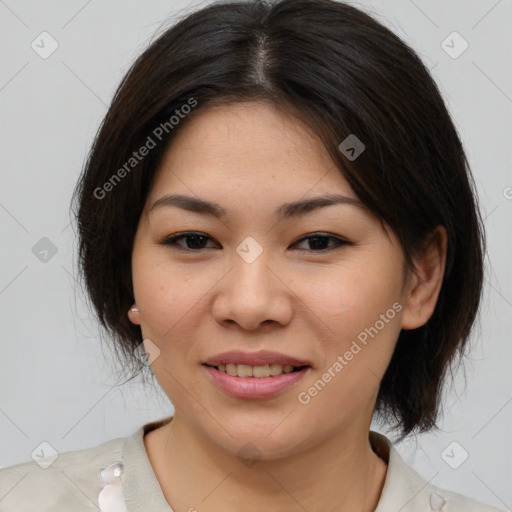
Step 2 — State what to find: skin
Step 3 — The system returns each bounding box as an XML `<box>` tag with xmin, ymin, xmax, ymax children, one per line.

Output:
<box><xmin>128</xmin><ymin>101</ymin><xmax>447</xmax><ymax>512</ymax></box>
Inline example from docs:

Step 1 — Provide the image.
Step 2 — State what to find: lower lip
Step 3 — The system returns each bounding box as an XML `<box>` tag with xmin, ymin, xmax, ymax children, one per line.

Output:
<box><xmin>202</xmin><ymin>365</ymin><xmax>310</xmax><ymax>399</ymax></box>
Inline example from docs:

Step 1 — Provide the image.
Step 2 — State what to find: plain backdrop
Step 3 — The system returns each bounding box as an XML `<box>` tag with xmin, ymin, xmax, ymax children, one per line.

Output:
<box><xmin>1</xmin><ymin>0</ymin><xmax>511</xmax><ymax>509</ymax></box>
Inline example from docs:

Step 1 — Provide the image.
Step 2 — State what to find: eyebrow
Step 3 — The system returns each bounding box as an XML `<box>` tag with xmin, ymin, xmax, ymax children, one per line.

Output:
<box><xmin>149</xmin><ymin>193</ymin><xmax>364</xmax><ymax>220</ymax></box>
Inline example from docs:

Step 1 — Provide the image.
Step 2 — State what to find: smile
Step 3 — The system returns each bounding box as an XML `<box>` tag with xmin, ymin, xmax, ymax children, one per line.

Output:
<box><xmin>205</xmin><ymin>363</ymin><xmax>308</xmax><ymax>378</ymax></box>
<box><xmin>202</xmin><ymin>364</ymin><xmax>311</xmax><ymax>399</ymax></box>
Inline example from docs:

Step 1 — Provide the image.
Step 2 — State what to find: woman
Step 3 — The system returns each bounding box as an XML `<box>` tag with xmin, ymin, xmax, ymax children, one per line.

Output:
<box><xmin>0</xmin><ymin>0</ymin><xmax>504</xmax><ymax>510</ymax></box>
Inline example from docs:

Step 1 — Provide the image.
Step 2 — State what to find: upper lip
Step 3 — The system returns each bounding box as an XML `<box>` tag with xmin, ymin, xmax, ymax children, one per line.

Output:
<box><xmin>202</xmin><ymin>350</ymin><xmax>312</xmax><ymax>368</ymax></box>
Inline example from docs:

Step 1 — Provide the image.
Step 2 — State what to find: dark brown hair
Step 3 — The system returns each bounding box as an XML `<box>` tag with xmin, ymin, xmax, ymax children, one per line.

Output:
<box><xmin>73</xmin><ymin>0</ymin><xmax>484</xmax><ymax>438</ymax></box>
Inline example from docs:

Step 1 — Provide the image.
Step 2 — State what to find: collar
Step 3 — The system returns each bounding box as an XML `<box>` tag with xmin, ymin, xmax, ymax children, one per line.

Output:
<box><xmin>116</xmin><ymin>417</ymin><xmax>449</xmax><ymax>512</ymax></box>
<box><xmin>369</xmin><ymin>431</ymin><xmax>447</xmax><ymax>512</ymax></box>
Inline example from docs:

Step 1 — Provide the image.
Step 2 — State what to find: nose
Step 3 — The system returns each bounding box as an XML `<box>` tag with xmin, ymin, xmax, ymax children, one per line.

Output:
<box><xmin>212</xmin><ymin>251</ymin><xmax>293</xmax><ymax>331</ymax></box>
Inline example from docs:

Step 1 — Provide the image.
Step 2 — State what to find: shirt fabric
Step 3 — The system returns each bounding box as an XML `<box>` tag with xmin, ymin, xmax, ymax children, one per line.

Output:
<box><xmin>0</xmin><ymin>416</ymin><xmax>504</xmax><ymax>511</ymax></box>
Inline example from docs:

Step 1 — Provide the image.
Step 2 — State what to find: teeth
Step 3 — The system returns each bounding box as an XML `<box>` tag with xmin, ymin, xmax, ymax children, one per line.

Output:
<box><xmin>269</xmin><ymin>363</ymin><xmax>282</xmax><ymax>376</ymax></box>
<box><xmin>238</xmin><ymin>364</ymin><xmax>253</xmax><ymax>378</ymax></box>
<box><xmin>252</xmin><ymin>365</ymin><xmax>270</xmax><ymax>378</ymax></box>
<box><xmin>215</xmin><ymin>363</ymin><xmax>298</xmax><ymax>378</ymax></box>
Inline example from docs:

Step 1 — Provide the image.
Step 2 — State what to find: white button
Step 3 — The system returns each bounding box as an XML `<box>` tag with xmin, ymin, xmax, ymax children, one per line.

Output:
<box><xmin>100</xmin><ymin>461</ymin><xmax>125</xmax><ymax>484</ymax></box>
<box><xmin>430</xmin><ymin>491</ymin><xmax>446</xmax><ymax>510</ymax></box>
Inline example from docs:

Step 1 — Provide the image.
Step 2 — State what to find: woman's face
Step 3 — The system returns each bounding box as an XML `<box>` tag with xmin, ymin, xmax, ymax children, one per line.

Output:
<box><xmin>130</xmin><ymin>101</ymin><xmax>412</xmax><ymax>459</ymax></box>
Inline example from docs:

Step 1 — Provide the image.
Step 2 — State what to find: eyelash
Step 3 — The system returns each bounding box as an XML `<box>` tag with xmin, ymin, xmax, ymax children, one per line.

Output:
<box><xmin>160</xmin><ymin>232</ymin><xmax>353</xmax><ymax>253</ymax></box>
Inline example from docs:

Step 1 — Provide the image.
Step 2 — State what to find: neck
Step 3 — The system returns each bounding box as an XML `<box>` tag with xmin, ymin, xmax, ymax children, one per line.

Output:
<box><xmin>144</xmin><ymin>413</ymin><xmax>388</xmax><ymax>512</ymax></box>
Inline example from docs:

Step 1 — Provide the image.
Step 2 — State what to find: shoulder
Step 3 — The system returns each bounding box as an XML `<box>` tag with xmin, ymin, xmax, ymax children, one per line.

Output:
<box><xmin>370</xmin><ymin>431</ymin><xmax>506</xmax><ymax>512</ymax></box>
<box><xmin>0</xmin><ymin>436</ymin><xmax>125</xmax><ymax>512</ymax></box>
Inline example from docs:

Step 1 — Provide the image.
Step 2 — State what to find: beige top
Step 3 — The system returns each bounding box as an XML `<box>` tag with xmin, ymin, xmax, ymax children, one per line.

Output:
<box><xmin>0</xmin><ymin>416</ymin><xmax>504</xmax><ymax>511</ymax></box>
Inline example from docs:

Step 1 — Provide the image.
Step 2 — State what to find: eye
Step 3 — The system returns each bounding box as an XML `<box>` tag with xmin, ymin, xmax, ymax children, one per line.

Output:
<box><xmin>291</xmin><ymin>233</ymin><xmax>352</xmax><ymax>252</ymax></box>
<box><xmin>160</xmin><ymin>232</ymin><xmax>219</xmax><ymax>251</ymax></box>
<box><xmin>160</xmin><ymin>232</ymin><xmax>352</xmax><ymax>252</ymax></box>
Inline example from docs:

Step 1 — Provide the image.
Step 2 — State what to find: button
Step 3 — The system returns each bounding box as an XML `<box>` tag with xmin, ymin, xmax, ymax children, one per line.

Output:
<box><xmin>100</xmin><ymin>461</ymin><xmax>125</xmax><ymax>484</ymax></box>
<box><xmin>98</xmin><ymin>461</ymin><xmax>127</xmax><ymax>512</ymax></box>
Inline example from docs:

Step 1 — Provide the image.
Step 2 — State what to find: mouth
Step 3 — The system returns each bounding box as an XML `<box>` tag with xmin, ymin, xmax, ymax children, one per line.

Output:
<box><xmin>201</xmin><ymin>363</ymin><xmax>311</xmax><ymax>400</ymax></box>
<box><xmin>202</xmin><ymin>363</ymin><xmax>310</xmax><ymax>378</ymax></box>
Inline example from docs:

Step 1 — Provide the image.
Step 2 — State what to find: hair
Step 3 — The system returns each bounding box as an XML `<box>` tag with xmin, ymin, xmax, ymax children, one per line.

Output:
<box><xmin>72</xmin><ymin>0</ymin><xmax>485</xmax><ymax>438</ymax></box>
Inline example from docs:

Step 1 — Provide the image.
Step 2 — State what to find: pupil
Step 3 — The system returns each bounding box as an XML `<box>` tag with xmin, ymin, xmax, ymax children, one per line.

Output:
<box><xmin>309</xmin><ymin>236</ymin><xmax>328</xmax><ymax>250</ymax></box>
<box><xmin>187</xmin><ymin>235</ymin><xmax>207</xmax><ymax>249</ymax></box>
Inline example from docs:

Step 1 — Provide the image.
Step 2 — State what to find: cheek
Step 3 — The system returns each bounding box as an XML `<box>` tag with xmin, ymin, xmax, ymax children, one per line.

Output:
<box><xmin>131</xmin><ymin>258</ymin><xmax>205</xmax><ymax>401</ymax></box>
<box><xmin>295</xmin><ymin>269</ymin><xmax>403</xmax><ymax>423</ymax></box>
<box><xmin>292</xmin><ymin>255</ymin><xmax>404</xmax><ymax>408</ymax></box>
<box><xmin>131</xmin><ymin>251</ymin><xmax>226</xmax><ymax>369</ymax></box>
<box><xmin>131</xmin><ymin>250</ymin><xmax>197</xmax><ymax>345</ymax></box>
<box><xmin>293</xmin><ymin>259</ymin><xmax>403</xmax><ymax>340</ymax></box>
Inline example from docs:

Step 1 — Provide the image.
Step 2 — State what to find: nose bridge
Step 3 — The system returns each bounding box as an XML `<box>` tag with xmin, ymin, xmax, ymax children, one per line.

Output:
<box><xmin>231</xmin><ymin>237</ymin><xmax>275</xmax><ymax>301</ymax></box>
<box><xmin>212</xmin><ymin>236</ymin><xmax>292</xmax><ymax>329</ymax></box>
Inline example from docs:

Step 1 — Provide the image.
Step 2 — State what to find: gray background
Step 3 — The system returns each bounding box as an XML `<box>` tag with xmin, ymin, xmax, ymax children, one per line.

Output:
<box><xmin>1</xmin><ymin>0</ymin><xmax>511</xmax><ymax>509</ymax></box>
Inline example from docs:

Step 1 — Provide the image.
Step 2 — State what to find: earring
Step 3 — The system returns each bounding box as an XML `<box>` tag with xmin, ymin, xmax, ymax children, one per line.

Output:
<box><xmin>129</xmin><ymin>304</ymin><xmax>139</xmax><ymax>313</ymax></box>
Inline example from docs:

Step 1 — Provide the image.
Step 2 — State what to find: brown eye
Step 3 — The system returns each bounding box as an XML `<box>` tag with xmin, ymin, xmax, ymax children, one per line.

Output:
<box><xmin>292</xmin><ymin>233</ymin><xmax>352</xmax><ymax>252</ymax></box>
<box><xmin>161</xmin><ymin>232</ymin><xmax>219</xmax><ymax>250</ymax></box>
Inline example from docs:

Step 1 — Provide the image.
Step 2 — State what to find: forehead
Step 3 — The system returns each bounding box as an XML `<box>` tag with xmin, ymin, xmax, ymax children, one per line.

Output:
<box><xmin>149</xmin><ymin>101</ymin><xmax>356</xmax><ymax>200</ymax></box>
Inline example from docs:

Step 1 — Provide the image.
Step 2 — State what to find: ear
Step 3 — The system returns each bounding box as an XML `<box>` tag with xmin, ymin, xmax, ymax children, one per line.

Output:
<box><xmin>127</xmin><ymin>303</ymin><xmax>141</xmax><ymax>325</ymax></box>
<box><xmin>401</xmin><ymin>226</ymin><xmax>447</xmax><ymax>330</ymax></box>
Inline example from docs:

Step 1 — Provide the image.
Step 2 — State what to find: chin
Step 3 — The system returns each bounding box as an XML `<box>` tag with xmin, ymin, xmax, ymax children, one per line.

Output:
<box><xmin>202</xmin><ymin>417</ymin><xmax>317</xmax><ymax>462</ymax></box>
<box><xmin>220</xmin><ymin>435</ymin><xmax>306</xmax><ymax>463</ymax></box>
